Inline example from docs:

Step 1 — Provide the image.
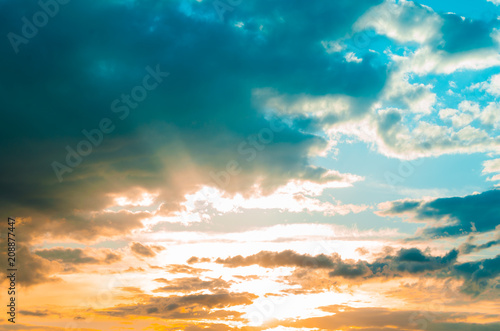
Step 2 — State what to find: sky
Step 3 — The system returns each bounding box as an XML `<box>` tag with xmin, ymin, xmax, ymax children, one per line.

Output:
<box><xmin>0</xmin><ymin>0</ymin><xmax>500</xmax><ymax>330</ymax></box>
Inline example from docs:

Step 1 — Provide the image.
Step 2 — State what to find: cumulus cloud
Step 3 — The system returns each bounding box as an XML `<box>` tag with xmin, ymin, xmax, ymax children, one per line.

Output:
<box><xmin>0</xmin><ymin>0</ymin><xmax>385</xmax><ymax>243</ymax></box>
<box><xmin>214</xmin><ymin>247</ymin><xmax>459</xmax><ymax>279</ymax></box>
<box><xmin>379</xmin><ymin>190</ymin><xmax>500</xmax><ymax>238</ymax></box>
<box><xmin>153</xmin><ymin>277</ymin><xmax>231</xmax><ymax>293</ymax></box>
<box><xmin>130</xmin><ymin>242</ymin><xmax>164</xmax><ymax>257</ymax></box>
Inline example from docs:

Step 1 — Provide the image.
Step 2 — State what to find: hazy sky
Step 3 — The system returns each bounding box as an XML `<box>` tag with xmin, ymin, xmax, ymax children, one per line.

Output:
<box><xmin>1</xmin><ymin>0</ymin><xmax>499</xmax><ymax>330</ymax></box>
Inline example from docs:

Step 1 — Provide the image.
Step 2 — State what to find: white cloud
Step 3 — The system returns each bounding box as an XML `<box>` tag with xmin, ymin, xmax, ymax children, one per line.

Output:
<box><xmin>355</xmin><ymin>0</ymin><xmax>442</xmax><ymax>44</ymax></box>
<box><xmin>470</xmin><ymin>73</ymin><xmax>500</xmax><ymax>97</ymax></box>
<box><xmin>345</xmin><ymin>52</ymin><xmax>362</xmax><ymax>63</ymax></box>
<box><xmin>379</xmin><ymin>68</ymin><xmax>436</xmax><ymax>114</ymax></box>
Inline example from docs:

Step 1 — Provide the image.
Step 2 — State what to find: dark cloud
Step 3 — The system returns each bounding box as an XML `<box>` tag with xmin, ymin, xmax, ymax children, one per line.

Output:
<box><xmin>119</xmin><ymin>287</ymin><xmax>144</xmax><ymax>294</ymax></box>
<box><xmin>275</xmin><ymin>305</ymin><xmax>500</xmax><ymax>331</ymax></box>
<box><xmin>453</xmin><ymin>255</ymin><xmax>500</xmax><ymax>296</ymax></box>
<box><xmin>164</xmin><ymin>264</ymin><xmax>210</xmax><ymax>275</ymax></box>
<box><xmin>0</xmin><ymin>245</ymin><xmax>60</xmax><ymax>287</ymax></box>
<box><xmin>214</xmin><ymin>247</ymin><xmax>459</xmax><ymax>279</ymax></box>
<box><xmin>34</xmin><ymin>247</ymin><xmax>122</xmax><ymax>265</ymax></box>
<box><xmin>460</xmin><ymin>239</ymin><xmax>500</xmax><ymax>254</ymax></box>
<box><xmin>130</xmin><ymin>242</ymin><xmax>157</xmax><ymax>257</ymax></box>
<box><xmin>123</xmin><ymin>267</ymin><xmax>145</xmax><ymax>273</ymax></box>
<box><xmin>153</xmin><ymin>277</ymin><xmax>231</xmax><ymax>293</ymax></box>
<box><xmin>99</xmin><ymin>292</ymin><xmax>256</xmax><ymax>320</ymax></box>
<box><xmin>380</xmin><ymin>190</ymin><xmax>500</xmax><ymax>238</ymax></box>
<box><xmin>15</xmin><ymin>210</ymin><xmax>149</xmax><ymax>244</ymax></box>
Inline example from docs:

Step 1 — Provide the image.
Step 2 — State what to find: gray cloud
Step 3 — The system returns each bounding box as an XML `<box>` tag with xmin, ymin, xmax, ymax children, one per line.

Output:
<box><xmin>380</xmin><ymin>189</ymin><xmax>500</xmax><ymax>238</ymax></box>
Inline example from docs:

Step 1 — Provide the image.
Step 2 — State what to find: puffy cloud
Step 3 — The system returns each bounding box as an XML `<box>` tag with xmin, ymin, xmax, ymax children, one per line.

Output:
<box><xmin>130</xmin><ymin>242</ymin><xmax>163</xmax><ymax>258</ymax></box>
<box><xmin>215</xmin><ymin>250</ymin><xmax>337</xmax><ymax>269</ymax></box>
<box><xmin>453</xmin><ymin>255</ymin><xmax>500</xmax><ymax>296</ymax></box>
<box><xmin>0</xmin><ymin>0</ymin><xmax>385</xmax><ymax>243</ymax></box>
<box><xmin>153</xmin><ymin>277</ymin><xmax>231</xmax><ymax>293</ymax></box>
<box><xmin>213</xmin><ymin>247</ymin><xmax>458</xmax><ymax>279</ymax></box>
<box><xmin>1</xmin><ymin>245</ymin><xmax>61</xmax><ymax>287</ymax></box>
<box><xmin>479</xmin><ymin>103</ymin><xmax>500</xmax><ymax>129</ymax></box>
<box><xmin>379</xmin><ymin>190</ymin><xmax>500</xmax><ymax>238</ymax></box>
<box><xmin>439</xmin><ymin>101</ymin><xmax>480</xmax><ymax>128</ymax></box>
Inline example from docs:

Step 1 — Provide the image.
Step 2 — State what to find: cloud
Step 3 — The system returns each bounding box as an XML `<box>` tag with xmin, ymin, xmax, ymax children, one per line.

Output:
<box><xmin>99</xmin><ymin>292</ymin><xmax>257</xmax><ymax>319</ymax></box>
<box><xmin>19</xmin><ymin>310</ymin><xmax>50</xmax><ymax>317</ymax></box>
<box><xmin>153</xmin><ymin>277</ymin><xmax>231</xmax><ymax>293</ymax></box>
<box><xmin>1</xmin><ymin>245</ymin><xmax>61</xmax><ymax>287</ymax></box>
<box><xmin>460</xmin><ymin>239</ymin><xmax>500</xmax><ymax>254</ymax></box>
<box><xmin>453</xmin><ymin>255</ymin><xmax>500</xmax><ymax>296</ymax></box>
<box><xmin>130</xmin><ymin>242</ymin><xmax>161</xmax><ymax>257</ymax></box>
<box><xmin>379</xmin><ymin>190</ymin><xmax>500</xmax><ymax>238</ymax></box>
<box><xmin>164</xmin><ymin>264</ymin><xmax>210</xmax><ymax>275</ymax></box>
<box><xmin>439</xmin><ymin>101</ymin><xmax>480</xmax><ymax>128</ymax></box>
<box><xmin>214</xmin><ymin>247</ymin><xmax>458</xmax><ymax>279</ymax></box>
<box><xmin>0</xmin><ymin>0</ymin><xmax>385</xmax><ymax>243</ymax></box>
<box><xmin>187</xmin><ymin>257</ymin><xmax>211</xmax><ymax>264</ymax></box>
<box><xmin>470</xmin><ymin>73</ymin><xmax>500</xmax><ymax>96</ymax></box>
<box><xmin>275</xmin><ymin>305</ymin><xmax>500</xmax><ymax>331</ymax></box>
<box><xmin>215</xmin><ymin>250</ymin><xmax>337</xmax><ymax>269</ymax></box>
<box><xmin>17</xmin><ymin>210</ymin><xmax>150</xmax><ymax>244</ymax></box>
<box><xmin>355</xmin><ymin>0</ymin><xmax>442</xmax><ymax>44</ymax></box>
